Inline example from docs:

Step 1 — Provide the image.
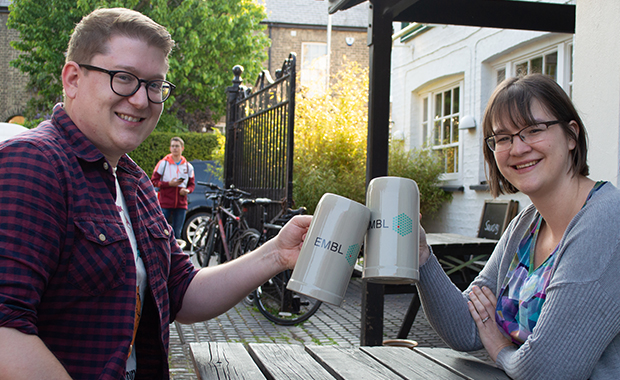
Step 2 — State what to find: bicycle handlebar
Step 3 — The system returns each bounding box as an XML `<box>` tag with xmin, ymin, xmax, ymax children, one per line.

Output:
<box><xmin>196</xmin><ymin>181</ymin><xmax>252</xmax><ymax>198</ymax></box>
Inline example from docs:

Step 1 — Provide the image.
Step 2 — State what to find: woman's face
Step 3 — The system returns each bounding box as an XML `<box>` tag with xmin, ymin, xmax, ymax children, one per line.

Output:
<box><xmin>492</xmin><ymin>100</ymin><xmax>577</xmax><ymax>199</ymax></box>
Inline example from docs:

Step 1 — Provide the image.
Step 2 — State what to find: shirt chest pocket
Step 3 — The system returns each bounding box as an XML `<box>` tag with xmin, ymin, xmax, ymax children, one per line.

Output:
<box><xmin>70</xmin><ymin>218</ymin><xmax>128</xmax><ymax>296</ymax></box>
<box><xmin>142</xmin><ymin>217</ymin><xmax>172</xmax><ymax>281</ymax></box>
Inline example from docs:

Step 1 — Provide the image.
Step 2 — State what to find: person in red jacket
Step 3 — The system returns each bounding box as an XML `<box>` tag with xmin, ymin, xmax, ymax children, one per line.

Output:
<box><xmin>152</xmin><ymin>137</ymin><xmax>195</xmax><ymax>240</ymax></box>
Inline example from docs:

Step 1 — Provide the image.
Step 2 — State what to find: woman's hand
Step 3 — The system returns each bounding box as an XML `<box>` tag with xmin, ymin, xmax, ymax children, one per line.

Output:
<box><xmin>273</xmin><ymin>215</ymin><xmax>312</xmax><ymax>270</ymax></box>
<box><xmin>419</xmin><ymin>216</ymin><xmax>431</xmax><ymax>265</ymax></box>
<box><xmin>468</xmin><ymin>285</ymin><xmax>514</xmax><ymax>361</ymax></box>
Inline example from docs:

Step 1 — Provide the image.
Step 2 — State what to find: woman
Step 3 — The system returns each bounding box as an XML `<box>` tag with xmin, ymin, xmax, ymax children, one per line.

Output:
<box><xmin>417</xmin><ymin>74</ymin><xmax>620</xmax><ymax>379</ymax></box>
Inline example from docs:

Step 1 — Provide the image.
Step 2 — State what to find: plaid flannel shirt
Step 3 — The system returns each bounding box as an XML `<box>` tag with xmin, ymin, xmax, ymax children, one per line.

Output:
<box><xmin>0</xmin><ymin>104</ymin><xmax>198</xmax><ymax>379</ymax></box>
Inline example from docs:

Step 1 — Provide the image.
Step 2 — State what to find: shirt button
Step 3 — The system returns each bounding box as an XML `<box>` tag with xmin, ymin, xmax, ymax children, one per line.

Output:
<box><xmin>164</xmin><ymin>229</ymin><xmax>170</xmax><ymax>236</ymax></box>
<box><xmin>103</xmin><ymin>162</ymin><xmax>109</xmax><ymax>170</ymax></box>
<box><xmin>99</xmin><ymin>234</ymin><xmax>106</xmax><ymax>242</ymax></box>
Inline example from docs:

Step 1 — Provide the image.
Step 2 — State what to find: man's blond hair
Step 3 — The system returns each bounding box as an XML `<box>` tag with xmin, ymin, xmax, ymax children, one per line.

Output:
<box><xmin>66</xmin><ymin>8</ymin><xmax>174</xmax><ymax>66</ymax></box>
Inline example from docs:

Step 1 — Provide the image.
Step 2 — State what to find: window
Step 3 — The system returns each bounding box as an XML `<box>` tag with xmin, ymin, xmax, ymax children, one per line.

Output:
<box><xmin>568</xmin><ymin>43</ymin><xmax>574</xmax><ymax>98</ymax></box>
<box><xmin>300</xmin><ymin>42</ymin><xmax>327</xmax><ymax>95</ymax></box>
<box><xmin>514</xmin><ymin>51</ymin><xmax>557</xmax><ymax>80</ymax></box>
<box><xmin>493</xmin><ymin>40</ymin><xmax>574</xmax><ymax>97</ymax></box>
<box><xmin>497</xmin><ymin>68</ymin><xmax>506</xmax><ymax>84</ymax></box>
<box><xmin>421</xmin><ymin>84</ymin><xmax>461</xmax><ymax>175</ymax></box>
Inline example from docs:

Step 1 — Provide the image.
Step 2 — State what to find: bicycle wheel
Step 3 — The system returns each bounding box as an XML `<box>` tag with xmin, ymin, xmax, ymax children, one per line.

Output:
<box><xmin>253</xmin><ymin>270</ymin><xmax>322</xmax><ymax>325</ymax></box>
<box><xmin>203</xmin><ymin>220</ymin><xmax>223</xmax><ymax>266</ymax></box>
<box><xmin>190</xmin><ymin>221</ymin><xmax>209</xmax><ymax>267</ymax></box>
<box><xmin>232</xmin><ymin>228</ymin><xmax>260</xmax><ymax>259</ymax></box>
<box><xmin>189</xmin><ymin>218</ymin><xmax>207</xmax><ymax>252</ymax></box>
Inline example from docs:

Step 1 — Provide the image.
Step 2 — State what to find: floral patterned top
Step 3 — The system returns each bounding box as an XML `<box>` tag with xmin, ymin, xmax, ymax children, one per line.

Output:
<box><xmin>496</xmin><ymin>181</ymin><xmax>606</xmax><ymax>345</ymax></box>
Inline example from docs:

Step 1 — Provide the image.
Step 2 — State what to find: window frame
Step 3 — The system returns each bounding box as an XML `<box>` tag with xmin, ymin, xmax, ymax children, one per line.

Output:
<box><xmin>300</xmin><ymin>42</ymin><xmax>328</xmax><ymax>94</ymax></box>
<box><xmin>420</xmin><ymin>80</ymin><xmax>463</xmax><ymax>180</ymax></box>
<box><xmin>492</xmin><ymin>38</ymin><xmax>574</xmax><ymax>95</ymax></box>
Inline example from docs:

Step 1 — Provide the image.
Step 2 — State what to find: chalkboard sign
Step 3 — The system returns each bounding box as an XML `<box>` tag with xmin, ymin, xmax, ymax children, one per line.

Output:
<box><xmin>477</xmin><ymin>200</ymin><xmax>518</xmax><ymax>240</ymax></box>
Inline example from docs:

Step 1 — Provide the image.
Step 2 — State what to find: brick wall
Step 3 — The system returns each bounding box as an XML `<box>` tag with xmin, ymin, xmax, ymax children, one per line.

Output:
<box><xmin>0</xmin><ymin>11</ymin><xmax>29</xmax><ymax>123</ymax></box>
<box><xmin>265</xmin><ymin>25</ymin><xmax>368</xmax><ymax>84</ymax></box>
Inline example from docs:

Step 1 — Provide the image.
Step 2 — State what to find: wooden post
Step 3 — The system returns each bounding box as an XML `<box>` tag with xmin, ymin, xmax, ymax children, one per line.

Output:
<box><xmin>224</xmin><ymin>65</ymin><xmax>243</xmax><ymax>188</ymax></box>
<box><xmin>361</xmin><ymin>0</ymin><xmax>393</xmax><ymax>347</ymax></box>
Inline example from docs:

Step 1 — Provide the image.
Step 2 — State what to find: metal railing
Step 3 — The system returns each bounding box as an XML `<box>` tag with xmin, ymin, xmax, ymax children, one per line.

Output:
<box><xmin>224</xmin><ymin>53</ymin><xmax>297</xmax><ymax>227</ymax></box>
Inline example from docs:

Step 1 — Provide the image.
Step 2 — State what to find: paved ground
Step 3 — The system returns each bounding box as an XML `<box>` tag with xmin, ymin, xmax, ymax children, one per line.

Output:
<box><xmin>168</xmin><ymin>274</ymin><xmax>492</xmax><ymax>379</ymax></box>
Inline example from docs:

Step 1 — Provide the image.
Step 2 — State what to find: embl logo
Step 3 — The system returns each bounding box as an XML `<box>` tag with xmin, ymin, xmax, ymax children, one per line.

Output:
<box><xmin>368</xmin><ymin>213</ymin><xmax>413</xmax><ymax>236</ymax></box>
<box><xmin>314</xmin><ymin>237</ymin><xmax>360</xmax><ymax>266</ymax></box>
<box><xmin>392</xmin><ymin>213</ymin><xmax>413</xmax><ymax>236</ymax></box>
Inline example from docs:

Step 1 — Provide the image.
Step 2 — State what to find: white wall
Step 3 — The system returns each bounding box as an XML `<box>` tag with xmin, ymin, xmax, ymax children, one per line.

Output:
<box><xmin>573</xmin><ymin>0</ymin><xmax>620</xmax><ymax>186</ymax></box>
<box><xmin>390</xmin><ymin>24</ymin><xmax>574</xmax><ymax>235</ymax></box>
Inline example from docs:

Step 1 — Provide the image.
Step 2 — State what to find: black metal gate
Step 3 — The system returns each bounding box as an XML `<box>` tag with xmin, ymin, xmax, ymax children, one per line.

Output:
<box><xmin>224</xmin><ymin>54</ymin><xmax>297</xmax><ymax>225</ymax></box>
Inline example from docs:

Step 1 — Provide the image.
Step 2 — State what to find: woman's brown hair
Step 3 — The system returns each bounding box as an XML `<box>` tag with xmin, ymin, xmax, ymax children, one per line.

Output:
<box><xmin>483</xmin><ymin>74</ymin><xmax>588</xmax><ymax>197</ymax></box>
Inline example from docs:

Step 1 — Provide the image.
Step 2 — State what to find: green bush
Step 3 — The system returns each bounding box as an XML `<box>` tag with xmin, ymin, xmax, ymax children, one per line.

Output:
<box><xmin>293</xmin><ymin>62</ymin><xmax>368</xmax><ymax>213</ymax></box>
<box><xmin>129</xmin><ymin>131</ymin><xmax>220</xmax><ymax>176</ymax></box>
<box><xmin>293</xmin><ymin>61</ymin><xmax>452</xmax><ymax>216</ymax></box>
<box><xmin>388</xmin><ymin>143</ymin><xmax>453</xmax><ymax>217</ymax></box>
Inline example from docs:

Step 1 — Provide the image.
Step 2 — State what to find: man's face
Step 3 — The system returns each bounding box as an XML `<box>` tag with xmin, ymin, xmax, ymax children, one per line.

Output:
<box><xmin>170</xmin><ymin>141</ymin><xmax>184</xmax><ymax>156</ymax></box>
<box><xmin>66</xmin><ymin>35</ymin><xmax>168</xmax><ymax>166</ymax></box>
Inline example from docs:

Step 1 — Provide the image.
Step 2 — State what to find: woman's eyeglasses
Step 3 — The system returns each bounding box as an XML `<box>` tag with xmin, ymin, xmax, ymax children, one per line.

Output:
<box><xmin>485</xmin><ymin>121</ymin><xmax>563</xmax><ymax>152</ymax></box>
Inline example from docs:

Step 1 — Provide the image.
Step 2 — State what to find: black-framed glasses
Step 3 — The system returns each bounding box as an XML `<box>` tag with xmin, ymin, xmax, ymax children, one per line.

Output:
<box><xmin>485</xmin><ymin>120</ymin><xmax>564</xmax><ymax>152</ymax></box>
<box><xmin>78</xmin><ymin>64</ymin><xmax>175</xmax><ymax>104</ymax></box>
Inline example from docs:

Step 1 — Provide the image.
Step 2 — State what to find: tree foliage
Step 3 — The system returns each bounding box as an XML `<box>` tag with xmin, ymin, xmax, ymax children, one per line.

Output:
<box><xmin>7</xmin><ymin>0</ymin><xmax>270</xmax><ymax>131</ymax></box>
<box><xmin>293</xmin><ymin>61</ymin><xmax>452</xmax><ymax>216</ymax></box>
<box><xmin>293</xmin><ymin>61</ymin><xmax>368</xmax><ymax>213</ymax></box>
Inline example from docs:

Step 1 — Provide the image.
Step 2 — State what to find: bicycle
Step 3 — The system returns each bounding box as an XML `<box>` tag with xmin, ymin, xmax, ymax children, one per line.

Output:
<box><xmin>234</xmin><ymin>199</ymin><xmax>322</xmax><ymax>325</ymax></box>
<box><xmin>190</xmin><ymin>182</ymin><xmax>252</xmax><ymax>267</ymax></box>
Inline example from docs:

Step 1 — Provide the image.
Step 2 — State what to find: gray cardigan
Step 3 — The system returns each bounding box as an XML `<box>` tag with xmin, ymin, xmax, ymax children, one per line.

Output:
<box><xmin>418</xmin><ymin>182</ymin><xmax>620</xmax><ymax>379</ymax></box>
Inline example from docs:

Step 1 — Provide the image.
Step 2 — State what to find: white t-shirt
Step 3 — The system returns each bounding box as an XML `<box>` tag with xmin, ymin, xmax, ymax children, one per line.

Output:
<box><xmin>113</xmin><ymin>169</ymin><xmax>147</xmax><ymax>380</ymax></box>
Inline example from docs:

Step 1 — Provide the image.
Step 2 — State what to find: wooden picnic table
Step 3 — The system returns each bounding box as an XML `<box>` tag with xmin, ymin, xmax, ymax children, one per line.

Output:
<box><xmin>190</xmin><ymin>342</ymin><xmax>510</xmax><ymax>380</ymax></box>
<box><xmin>382</xmin><ymin>233</ymin><xmax>499</xmax><ymax>341</ymax></box>
<box><xmin>426</xmin><ymin>233</ymin><xmax>498</xmax><ymax>258</ymax></box>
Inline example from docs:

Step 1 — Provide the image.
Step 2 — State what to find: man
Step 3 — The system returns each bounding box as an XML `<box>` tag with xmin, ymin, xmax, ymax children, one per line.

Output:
<box><xmin>152</xmin><ymin>137</ymin><xmax>195</xmax><ymax>240</ymax></box>
<box><xmin>0</xmin><ymin>8</ymin><xmax>310</xmax><ymax>380</ymax></box>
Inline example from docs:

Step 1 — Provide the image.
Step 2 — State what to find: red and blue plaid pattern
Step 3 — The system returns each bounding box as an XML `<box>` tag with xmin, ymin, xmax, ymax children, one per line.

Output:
<box><xmin>0</xmin><ymin>104</ymin><xmax>198</xmax><ymax>379</ymax></box>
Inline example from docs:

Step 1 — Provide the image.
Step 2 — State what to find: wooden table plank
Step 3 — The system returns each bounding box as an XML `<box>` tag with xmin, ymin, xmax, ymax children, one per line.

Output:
<box><xmin>426</xmin><ymin>233</ymin><xmax>496</xmax><ymax>245</ymax></box>
<box><xmin>415</xmin><ymin>348</ymin><xmax>510</xmax><ymax>380</ymax></box>
<box><xmin>248</xmin><ymin>343</ymin><xmax>335</xmax><ymax>380</ymax></box>
<box><xmin>190</xmin><ymin>343</ymin><xmax>511</xmax><ymax>380</ymax></box>
<box><xmin>361</xmin><ymin>346</ymin><xmax>467</xmax><ymax>379</ymax></box>
<box><xmin>190</xmin><ymin>342</ymin><xmax>267</xmax><ymax>380</ymax></box>
<box><xmin>306</xmin><ymin>345</ymin><xmax>401</xmax><ymax>380</ymax></box>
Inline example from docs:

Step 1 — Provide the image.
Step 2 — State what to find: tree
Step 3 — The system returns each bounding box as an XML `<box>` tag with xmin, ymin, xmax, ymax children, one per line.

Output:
<box><xmin>8</xmin><ymin>0</ymin><xmax>270</xmax><ymax>131</ymax></box>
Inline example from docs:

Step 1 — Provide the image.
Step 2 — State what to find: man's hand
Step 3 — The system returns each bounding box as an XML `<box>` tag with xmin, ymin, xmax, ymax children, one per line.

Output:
<box><xmin>468</xmin><ymin>285</ymin><xmax>514</xmax><ymax>361</ymax></box>
<box><xmin>179</xmin><ymin>188</ymin><xmax>190</xmax><ymax>196</ymax></box>
<box><xmin>177</xmin><ymin>214</ymin><xmax>312</xmax><ymax>323</ymax></box>
<box><xmin>273</xmin><ymin>215</ymin><xmax>312</xmax><ymax>270</ymax></box>
<box><xmin>169</xmin><ymin>178</ymin><xmax>184</xmax><ymax>187</ymax></box>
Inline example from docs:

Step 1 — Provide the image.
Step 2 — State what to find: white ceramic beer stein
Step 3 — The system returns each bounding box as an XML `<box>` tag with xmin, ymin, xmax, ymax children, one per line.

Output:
<box><xmin>363</xmin><ymin>176</ymin><xmax>419</xmax><ymax>284</ymax></box>
<box><xmin>287</xmin><ymin>193</ymin><xmax>371</xmax><ymax>306</ymax></box>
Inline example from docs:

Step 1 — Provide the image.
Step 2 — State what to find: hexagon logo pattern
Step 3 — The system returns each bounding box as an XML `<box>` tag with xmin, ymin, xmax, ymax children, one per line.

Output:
<box><xmin>346</xmin><ymin>244</ymin><xmax>360</xmax><ymax>266</ymax></box>
<box><xmin>392</xmin><ymin>213</ymin><xmax>413</xmax><ymax>236</ymax></box>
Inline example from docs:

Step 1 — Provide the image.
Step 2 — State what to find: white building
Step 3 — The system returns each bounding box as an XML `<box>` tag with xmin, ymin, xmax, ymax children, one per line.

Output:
<box><xmin>389</xmin><ymin>0</ymin><xmax>619</xmax><ymax>236</ymax></box>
